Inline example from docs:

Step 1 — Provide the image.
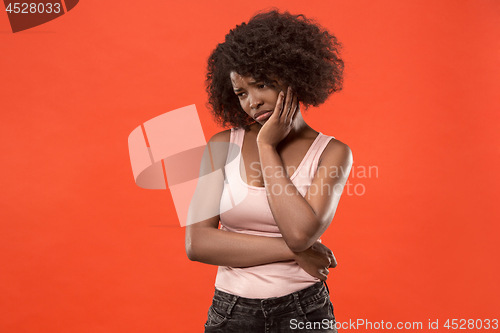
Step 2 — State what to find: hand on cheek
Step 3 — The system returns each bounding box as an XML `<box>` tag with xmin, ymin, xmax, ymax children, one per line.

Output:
<box><xmin>256</xmin><ymin>86</ymin><xmax>299</xmax><ymax>148</ymax></box>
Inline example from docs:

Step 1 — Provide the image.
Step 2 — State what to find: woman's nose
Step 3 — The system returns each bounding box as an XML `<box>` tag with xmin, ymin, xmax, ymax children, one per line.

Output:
<box><xmin>249</xmin><ymin>94</ymin><xmax>264</xmax><ymax>110</ymax></box>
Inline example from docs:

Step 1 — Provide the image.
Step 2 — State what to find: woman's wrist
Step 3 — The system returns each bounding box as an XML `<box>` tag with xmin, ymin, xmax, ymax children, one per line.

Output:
<box><xmin>257</xmin><ymin>140</ymin><xmax>277</xmax><ymax>151</ymax></box>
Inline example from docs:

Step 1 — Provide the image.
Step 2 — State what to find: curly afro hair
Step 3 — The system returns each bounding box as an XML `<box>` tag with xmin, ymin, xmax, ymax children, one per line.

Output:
<box><xmin>206</xmin><ymin>9</ymin><xmax>344</xmax><ymax>129</ymax></box>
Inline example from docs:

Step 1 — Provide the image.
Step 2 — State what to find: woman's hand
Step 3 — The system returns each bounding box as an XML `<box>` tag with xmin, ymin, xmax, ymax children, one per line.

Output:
<box><xmin>293</xmin><ymin>242</ymin><xmax>337</xmax><ymax>281</ymax></box>
<box><xmin>256</xmin><ymin>86</ymin><xmax>299</xmax><ymax>148</ymax></box>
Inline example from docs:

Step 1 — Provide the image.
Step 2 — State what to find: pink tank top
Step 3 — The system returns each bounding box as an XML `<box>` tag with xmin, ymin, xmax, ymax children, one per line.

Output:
<box><xmin>215</xmin><ymin>127</ymin><xmax>334</xmax><ymax>298</ymax></box>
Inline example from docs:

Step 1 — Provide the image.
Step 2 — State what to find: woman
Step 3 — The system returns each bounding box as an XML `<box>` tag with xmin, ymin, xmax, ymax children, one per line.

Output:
<box><xmin>186</xmin><ymin>9</ymin><xmax>352</xmax><ymax>333</ymax></box>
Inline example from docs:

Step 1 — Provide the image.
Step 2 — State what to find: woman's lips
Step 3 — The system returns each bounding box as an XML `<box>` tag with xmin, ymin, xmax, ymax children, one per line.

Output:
<box><xmin>255</xmin><ymin>110</ymin><xmax>273</xmax><ymax>121</ymax></box>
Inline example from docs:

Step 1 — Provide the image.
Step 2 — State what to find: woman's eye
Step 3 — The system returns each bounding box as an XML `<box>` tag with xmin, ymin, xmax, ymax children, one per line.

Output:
<box><xmin>258</xmin><ymin>84</ymin><xmax>267</xmax><ymax>89</ymax></box>
<box><xmin>236</xmin><ymin>93</ymin><xmax>246</xmax><ymax>98</ymax></box>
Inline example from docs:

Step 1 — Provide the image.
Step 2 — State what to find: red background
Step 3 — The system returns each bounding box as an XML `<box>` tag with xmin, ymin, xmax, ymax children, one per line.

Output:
<box><xmin>1</xmin><ymin>1</ymin><xmax>499</xmax><ymax>332</ymax></box>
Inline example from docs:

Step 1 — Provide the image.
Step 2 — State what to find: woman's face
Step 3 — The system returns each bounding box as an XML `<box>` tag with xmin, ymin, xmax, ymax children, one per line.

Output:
<box><xmin>230</xmin><ymin>71</ymin><xmax>286</xmax><ymax>125</ymax></box>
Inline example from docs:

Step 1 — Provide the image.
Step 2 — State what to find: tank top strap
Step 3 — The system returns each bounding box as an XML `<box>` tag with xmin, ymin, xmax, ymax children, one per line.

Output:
<box><xmin>308</xmin><ymin>133</ymin><xmax>334</xmax><ymax>179</ymax></box>
<box><xmin>226</xmin><ymin>127</ymin><xmax>245</xmax><ymax>165</ymax></box>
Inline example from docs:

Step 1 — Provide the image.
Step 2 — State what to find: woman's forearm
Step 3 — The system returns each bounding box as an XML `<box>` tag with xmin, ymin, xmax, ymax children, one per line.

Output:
<box><xmin>185</xmin><ymin>225</ymin><xmax>295</xmax><ymax>267</ymax></box>
<box><xmin>258</xmin><ymin>143</ymin><xmax>322</xmax><ymax>252</ymax></box>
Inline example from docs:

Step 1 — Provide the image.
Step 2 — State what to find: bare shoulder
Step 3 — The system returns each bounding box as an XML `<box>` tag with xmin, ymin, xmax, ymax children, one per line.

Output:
<box><xmin>319</xmin><ymin>137</ymin><xmax>353</xmax><ymax>168</ymax></box>
<box><xmin>206</xmin><ymin>129</ymin><xmax>232</xmax><ymax>170</ymax></box>
<box><xmin>208</xmin><ymin>129</ymin><xmax>231</xmax><ymax>143</ymax></box>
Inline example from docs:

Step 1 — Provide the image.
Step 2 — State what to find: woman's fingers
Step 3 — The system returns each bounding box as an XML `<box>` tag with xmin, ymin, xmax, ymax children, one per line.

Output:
<box><xmin>280</xmin><ymin>86</ymin><xmax>298</xmax><ymax>126</ymax></box>
<box><xmin>317</xmin><ymin>267</ymin><xmax>329</xmax><ymax>281</ymax></box>
<box><xmin>273</xmin><ymin>91</ymin><xmax>285</xmax><ymax>119</ymax></box>
<box><xmin>316</xmin><ymin>242</ymin><xmax>337</xmax><ymax>268</ymax></box>
<box><xmin>288</xmin><ymin>94</ymin><xmax>298</xmax><ymax>126</ymax></box>
<box><xmin>276</xmin><ymin>90</ymin><xmax>286</xmax><ymax>118</ymax></box>
<box><xmin>319</xmin><ymin>253</ymin><xmax>331</xmax><ymax>273</ymax></box>
<box><xmin>329</xmin><ymin>255</ymin><xmax>337</xmax><ymax>268</ymax></box>
<box><xmin>282</xmin><ymin>86</ymin><xmax>293</xmax><ymax>121</ymax></box>
<box><xmin>266</xmin><ymin>86</ymin><xmax>297</xmax><ymax>128</ymax></box>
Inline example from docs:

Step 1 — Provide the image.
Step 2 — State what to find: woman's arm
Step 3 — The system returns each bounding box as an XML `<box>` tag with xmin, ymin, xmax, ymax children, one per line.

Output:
<box><xmin>184</xmin><ymin>130</ymin><xmax>335</xmax><ymax>279</ymax></box>
<box><xmin>186</xmin><ymin>218</ymin><xmax>294</xmax><ymax>267</ymax></box>
<box><xmin>257</xmin><ymin>88</ymin><xmax>353</xmax><ymax>252</ymax></box>
<box><xmin>185</xmin><ymin>130</ymin><xmax>294</xmax><ymax>267</ymax></box>
<box><xmin>186</xmin><ymin>219</ymin><xmax>335</xmax><ymax>280</ymax></box>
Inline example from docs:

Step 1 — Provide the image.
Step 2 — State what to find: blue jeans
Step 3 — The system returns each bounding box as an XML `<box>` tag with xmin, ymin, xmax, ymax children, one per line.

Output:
<box><xmin>204</xmin><ymin>282</ymin><xmax>338</xmax><ymax>332</ymax></box>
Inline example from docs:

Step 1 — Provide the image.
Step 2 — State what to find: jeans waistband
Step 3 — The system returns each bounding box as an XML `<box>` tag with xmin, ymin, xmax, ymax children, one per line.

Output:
<box><xmin>212</xmin><ymin>282</ymin><xmax>329</xmax><ymax>318</ymax></box>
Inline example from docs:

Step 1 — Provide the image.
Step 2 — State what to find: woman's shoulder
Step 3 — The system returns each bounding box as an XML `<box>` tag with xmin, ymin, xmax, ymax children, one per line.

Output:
<box><xmin>208</xmin><ymin>128</ymin><xmax>232</xmax><ymax>143</ymax></box>
<box><xmin>208</xmin><ymin>126</ymin><xmax>251</xmax><ymax>143</ymax></box>
<box><xmin>319</xmin><ymin>136</ymin><xmax>353</xmax><ymax>167</ymax></box>
<box><xmin>206</xmin><ymin>129</ymin><xmax>239</xmax><ymax>169</ymax></box>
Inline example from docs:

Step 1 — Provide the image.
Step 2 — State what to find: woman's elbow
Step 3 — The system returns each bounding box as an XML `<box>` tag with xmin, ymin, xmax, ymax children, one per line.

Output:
<box><xmin>185</xmin><ymin>245</ymin><xmax>197</xmax><ymax>261</ymax></box>
<box><xmin>285</xmin><ymin>221</ymin><xmax>322</xmax><ymax>252</ymax></box>
<box><xmin>185</xmin><ymin>223</ymin><xmax>218</xmax><ymax>262</ymax></box>
<box><xmin>286</xmin><ymin>234</ymin><xmax>314</xmax><ymax>252</ymax></box>
<box><xmin>185</xmin><ymin>236</ymin><xmax>200</xmax><ymax>262</ymax></box>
